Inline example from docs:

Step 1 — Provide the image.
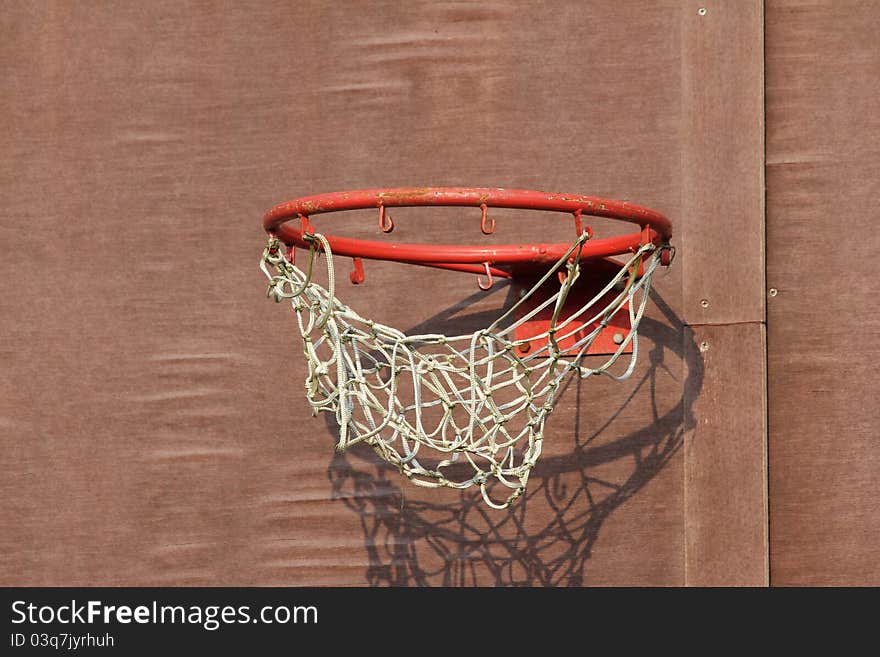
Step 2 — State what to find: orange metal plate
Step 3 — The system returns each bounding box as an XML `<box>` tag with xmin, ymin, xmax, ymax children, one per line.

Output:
<box><xmin>512</xmin><ymin>260</ymin><xmax>633</xmax><ymax>357</ymax></box>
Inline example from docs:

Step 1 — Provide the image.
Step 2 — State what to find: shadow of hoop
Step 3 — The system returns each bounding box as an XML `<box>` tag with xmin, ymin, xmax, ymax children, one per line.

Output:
<box><xmin>323</xmin><ymin>286</ymin><xmax>702</xmax><ymax>586</ymax></box>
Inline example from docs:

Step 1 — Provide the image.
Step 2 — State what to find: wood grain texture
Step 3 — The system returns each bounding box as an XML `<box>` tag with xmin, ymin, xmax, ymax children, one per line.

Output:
<box><xmin>681</xmin><ymin>1</ymin><xmax>765</xmax><ymax>325</ymax></box>
<box><xmin>766</xmin><ymin>0</ymin><xmax>880</xmax><ymax>585</ymax></box>
<box><xmin>0</xmin><ymin>0</ymin><xmax>690</xmax><ymax>586</ymax></box>
<box><xmin>680</xmin><ymin>1</ymin><xmax>769</xmax><ymax>585</ymax></box>
<box><xmin>684</xmin><ymin>324</ymin><xmax>768</xmax><ymax>586</ymax></box>
<box><xmin>0</xmin><ymin>1</ymin><xmax>768</xmax><ymax>586</ymax></box>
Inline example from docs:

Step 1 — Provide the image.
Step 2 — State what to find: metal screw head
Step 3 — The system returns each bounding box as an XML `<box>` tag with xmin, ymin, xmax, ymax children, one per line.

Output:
<box><xmin>700</xmin><ymin>298</ymin><xmax>710</xmax><ymax>308</ymax></box>
<box><xmin>518</xmin><ymin>341</ymin><xmax>531</xmax><ymax>354</ymax></box>
<box><xmin>699</xmin><ymin>341</ymin><xmax>710</xmax><ymax>353</ymax></box>
<box><xmin>769</xmin><ymin>288</ymin><xmax>778</xmax><ymax>297</ymax></box>
<box><xmin>612</xmin><ymin>332</ymin><xmax>625</xmax><ymax>345</ymax></box>
<box><xmin>698</xmin><ymin>7</ymin><xmax>708</xmax><ymax>16</ymax></box>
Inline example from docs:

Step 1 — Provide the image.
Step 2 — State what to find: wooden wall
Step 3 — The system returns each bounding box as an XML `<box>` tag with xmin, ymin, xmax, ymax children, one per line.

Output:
<box><xmin>766</xmin><ymin>0</ymin><xmax>880</xmax><ymax>585</ymax></box>
<box><xmin>0</xmin><ymin>0</ymin><xmax>874</xmax><ymax>586</ymax></box>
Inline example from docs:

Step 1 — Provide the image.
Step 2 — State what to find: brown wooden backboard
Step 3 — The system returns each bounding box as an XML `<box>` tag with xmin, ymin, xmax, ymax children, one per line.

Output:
<box><xmin>0</xmin><ymin>0</ymin><xmax>874</xmax><ymax>587</ymax></box>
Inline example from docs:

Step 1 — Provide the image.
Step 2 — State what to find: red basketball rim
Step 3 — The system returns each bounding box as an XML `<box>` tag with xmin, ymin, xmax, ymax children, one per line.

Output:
<box><xmin>263</xmin><ymin>187</ymin><xmax>672</xmax><ymax>279</ymax></box>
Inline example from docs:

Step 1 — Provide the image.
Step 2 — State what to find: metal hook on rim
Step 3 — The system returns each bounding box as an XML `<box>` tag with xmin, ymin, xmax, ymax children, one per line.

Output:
<box><xmin>298</xmin><ymin>213</ymin><xmax>315</xmax><ymax>234</ymax></box>
<box><xmin>572</xmin><ymin>209</ymin><xmax>592</xmax><ymax>240</ymax></box>
<box><xmin>480</xmin><ymin>203</ymin><xmax>495</xmax><ymax>235</ymax></box>
<box><xmin>477</xmin><ymin>262</ymin><xmax>494</xmax><ymax>290</ymax></box>
<box><xmin>378</xmin><ymin>205</ymin><xmax>394</xmax><ymax>233</ymax></box>
<box><xmin>558</xmin><ymin>253</ymin><xmax>581</xmax><ymax>285</ymax></box>
<box><xmin>349</xmin><ymin>257</ymin><xmax>365</xmax><ymax>284</ymax></box>
<box><xmin>573</xmin><ymin>209</ymin><xmax>584</xmax><ymax>237</ymax></box>
<box><xmin>297</xmin><ymin>213</ymin><xmax>319</xmax><ymax>256</ymax></box>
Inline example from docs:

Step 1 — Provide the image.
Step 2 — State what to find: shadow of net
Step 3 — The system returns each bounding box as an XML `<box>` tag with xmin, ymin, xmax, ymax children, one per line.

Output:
<box><xmin>322</xmin><ymin>284</ymin><xmax>701</xmax><ymax>586</ymax></box>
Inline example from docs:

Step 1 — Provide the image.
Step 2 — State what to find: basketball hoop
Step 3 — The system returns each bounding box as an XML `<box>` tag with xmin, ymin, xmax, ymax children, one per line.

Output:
<box><xmin>260</xmin><ymin>188</ymin><xmax>673</xmax><ymax>509</ymax></box>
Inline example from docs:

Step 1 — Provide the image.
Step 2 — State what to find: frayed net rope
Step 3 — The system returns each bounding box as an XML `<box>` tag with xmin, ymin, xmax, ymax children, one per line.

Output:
<box><xmin>261</xmin><ymin>231</ymin><xmax>663</xmax><ymax>509</ymax></box>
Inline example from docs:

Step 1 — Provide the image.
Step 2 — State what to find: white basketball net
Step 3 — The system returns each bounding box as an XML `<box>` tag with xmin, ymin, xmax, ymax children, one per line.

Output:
<box><xmin>261</xmin><ymin>231</ymin><xmax>664</xmax><ymax>509</ymax></box>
